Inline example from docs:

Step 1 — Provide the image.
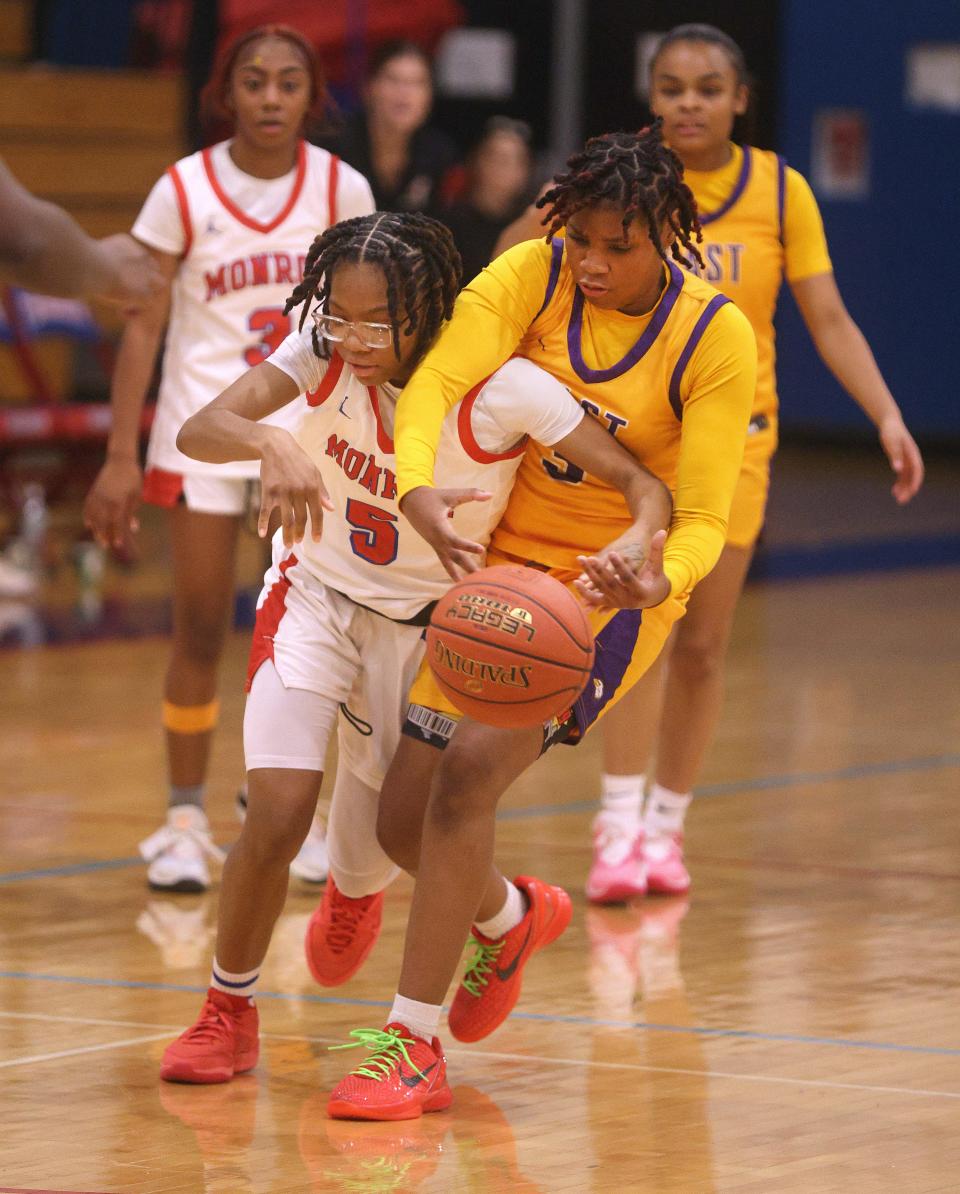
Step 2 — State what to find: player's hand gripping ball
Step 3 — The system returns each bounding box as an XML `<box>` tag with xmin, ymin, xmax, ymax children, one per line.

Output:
<box><xmin>426</xmin><ymin>564</ymin><xmax>595</xmax><ymax>728</ymax></box>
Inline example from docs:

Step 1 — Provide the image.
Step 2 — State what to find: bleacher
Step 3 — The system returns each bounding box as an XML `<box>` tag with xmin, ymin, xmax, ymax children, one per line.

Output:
<box><xmin>0</xmin><ymin>6</ymin><xmax>183</xmax><ymax>402</ymax></box>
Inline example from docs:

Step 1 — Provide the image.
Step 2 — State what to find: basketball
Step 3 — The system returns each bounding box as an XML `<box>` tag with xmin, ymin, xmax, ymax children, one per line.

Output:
<box><xmin>425</xmin><ymin>564</ymin><xmax>596</xmax><ymax>728</ymax></box>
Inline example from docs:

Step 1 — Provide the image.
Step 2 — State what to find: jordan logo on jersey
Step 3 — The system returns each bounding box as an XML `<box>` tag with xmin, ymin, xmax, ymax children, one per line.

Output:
<box><xmin>326</xmin><ymin>434</ymin><xmax>397</xmax><ymax>500</ymax></box>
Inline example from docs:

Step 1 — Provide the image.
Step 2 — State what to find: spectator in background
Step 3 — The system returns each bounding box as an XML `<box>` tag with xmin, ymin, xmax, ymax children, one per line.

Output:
<box><xmin>324</xmin><ymin>40</ymin><xmax>459</xmax><ymax>212</ymax></box>
<box><xmin>440</xmin><ymin>117</ymin><xmax>533</xmax><ymax>282</ymax></box>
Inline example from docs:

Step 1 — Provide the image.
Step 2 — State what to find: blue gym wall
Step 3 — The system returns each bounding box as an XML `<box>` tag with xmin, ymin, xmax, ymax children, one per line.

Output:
<box><xmin>776</xmin><ymin>0</ymin><xmax>960</xmax><ymax>441</ymax></box>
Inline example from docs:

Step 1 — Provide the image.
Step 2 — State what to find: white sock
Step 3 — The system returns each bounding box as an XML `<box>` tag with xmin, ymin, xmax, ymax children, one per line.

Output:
<box><xmin>211</xmin><ymin>960</ymin><xmax>259</xmax><ymax>1002</ymax></box>
<box><xmin>474</xmin><ymin>879</ymin><xmax>527</xmax><ymax>940</ymax></box>
<box><xmin>644</xmin><ymin>784</ymin><xmax>692</xmax><ymax>840</ymax></box>
<box><xmin>389</xmin><ymin>994</ymin><xmax>442</xmax><ymax>1042</ymax></box>
<box><xmin>598</xmin><ymin>773</ymin><xmax>644</xmax><ymax>831</ymax></box>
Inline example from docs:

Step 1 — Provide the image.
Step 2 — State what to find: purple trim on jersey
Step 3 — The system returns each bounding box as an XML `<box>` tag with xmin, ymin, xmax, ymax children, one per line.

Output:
<box><xmin>776</xmin><ymin>154</ymin><xmax>787</xmax><ymax>244</ymax></box>
<box><xmin>667</xmin><ymin>295</ymin><xmax>732</xmax><ymax>421</ymax></box>
<box><xmin>533</xmin><ymin>237</ymin><xmax>565</xmax><ymax>321</ymax></box>
<box><xmin>570</xmin><ymin>609</ymin><xmax>644</xmax><ymax>736</ymax></box>
<box><xmin>566</xmin><ymin>260</ymin><xmax>684</xmax><ymax>384</ymax></box>
<box><xmin>699</xmin><ymin>145</ymin><xmax>752</xmax><ymax>226</ymax></box>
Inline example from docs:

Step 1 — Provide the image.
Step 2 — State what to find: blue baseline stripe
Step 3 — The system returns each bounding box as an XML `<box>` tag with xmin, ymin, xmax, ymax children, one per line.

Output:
<box><xmin>496</xmin><ymin>752</ymin><xmax>960</xmax><ymax>821</ymax></box>
<box><xmin>0</xmin><ymin>970</ymin><xmax>958</xmax><ymax>1057</ymax></box>
<box><xmin>750</xmin><ymin>533</ymin><xmax>960</xmax><ymax>581</ymax></box>
<box><xmin>1</xmin><ymin>753</ymin><xmax>958</xmax><ymax>883</ymax></box>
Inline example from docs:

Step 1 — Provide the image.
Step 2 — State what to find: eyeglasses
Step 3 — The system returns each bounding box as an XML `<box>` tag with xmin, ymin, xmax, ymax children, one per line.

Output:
<box><xmin>311</xmin><ymin>311</ymin><xmax>394</xmax><ymax>350</ymax></box>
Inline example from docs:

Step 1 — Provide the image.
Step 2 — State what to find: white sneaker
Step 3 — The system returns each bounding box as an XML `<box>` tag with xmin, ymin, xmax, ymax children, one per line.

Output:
<box><xmin>290</xmin><ymin>819</ymin><xmax>329</xmax><ymax>884</ymax></box>
<box><xmin>236</xmin><ymin>789</ymin><xmax>329</xmax><ymax>884</ymax></box>
<box><xmin>139</xmin><ymin>805</ymin><xmax>225</xmax><ymax>893</ymax></box>
<box><xmin>136</xmin><ymin>899</ymin><xmax>215</xmax><ymax>969</ymax></box>
<box><xmin>0</xmin><ymin>554</ymin><xmax>37</xmax><ymax>597</ymax></box>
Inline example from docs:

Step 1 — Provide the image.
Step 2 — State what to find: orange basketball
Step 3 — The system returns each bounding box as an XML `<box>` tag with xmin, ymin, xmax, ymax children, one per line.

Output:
<box><xmin>425</xmin><ymin>564</ymin><xmax>595</xmax><ymax>729</ymax></box>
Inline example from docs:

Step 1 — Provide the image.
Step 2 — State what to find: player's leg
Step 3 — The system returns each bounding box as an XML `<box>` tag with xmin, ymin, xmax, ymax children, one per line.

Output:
<box><xmin>304</xmin><ymin>613</ymin><xmax>429</xmax><ymax>988</ymax></box>
<box><xmin>376</xmin><ymin>734</ymin><xmax>512</xmax><ymax>924</ymax></box>
<box><xmin>644</xmin><ymin>540</ymin><xmax>754</xmax><ymax>892</ymax></box>
<box><xmin>643</xmin><ymin>426</ymin><xmax>772</xmax><ymax>893</ymax></box>
<box><xmin>161</xmin><ymin>659</ymin><xmax>338</xmax><ymax>1083</ymax></box>
<box><xmin>327</xmin><ymin>718</ymin><xmax>547</xmax><ymax>1120</ymax></box>
<box><xmin>306</xmin><ymin>766</ymin><xmax>400</xmax><ymax>988</ymax></box>
<box><xmin>588</xmin><ymin>650</ymin><xmax>669</xmax><ymax>903</ymax></box>
<box><xmin>140</xmin><ymin>497</ymin><xmax>240</xmax><ymax>892</ymax></box>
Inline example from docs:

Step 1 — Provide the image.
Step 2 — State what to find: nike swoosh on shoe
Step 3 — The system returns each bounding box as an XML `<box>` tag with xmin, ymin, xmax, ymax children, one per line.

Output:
<box><xmin>400</xmin><ymin>1061</ymin><xmax>438</xmax><ymax>1088</ymax></box>
<box><xmin>495</xmin><ymin>920</ymin><xmax>534</xmax><ymax>982</ymax></box>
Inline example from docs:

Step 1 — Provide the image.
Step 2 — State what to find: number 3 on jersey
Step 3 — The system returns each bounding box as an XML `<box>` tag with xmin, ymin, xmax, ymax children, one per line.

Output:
<box><xmin>245</xmin><ymin>307</ymin><xmax>291</xmax><ymax>367</ymax></box>
<box><xmin>346</xmin><ymin>498</ymin><xmax>399</xmax><ymax>565</ymax></box>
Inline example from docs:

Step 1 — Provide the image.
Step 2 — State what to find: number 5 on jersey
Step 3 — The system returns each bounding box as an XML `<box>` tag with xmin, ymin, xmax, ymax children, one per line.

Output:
<box><xmin>346</xmin><ymin>498</ymin><xmax>399</xmax><ymax>565</ymax></box>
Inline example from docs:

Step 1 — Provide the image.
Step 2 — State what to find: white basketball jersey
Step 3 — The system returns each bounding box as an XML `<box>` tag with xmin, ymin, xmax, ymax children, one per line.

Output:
<box><xmin>138</xmin><ymin>140</ymin><xmax>374</xmax><ymax>480</ymax></box>
<box><xmin>268</xmin><ymin>336</ymin><xmax>583</xmax><ymax>621</ymax></box>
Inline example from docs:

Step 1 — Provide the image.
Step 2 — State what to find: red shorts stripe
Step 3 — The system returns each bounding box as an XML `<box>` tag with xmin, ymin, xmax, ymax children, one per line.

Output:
<box><xmin>142</xmin><ymin>466</ymin><xmax>184</xmax><ymax>508</ymax></box>
<box><xmin>245</xmin><ymin>553</ymin><xmax>297</xmax><ymax>690</ymax></box>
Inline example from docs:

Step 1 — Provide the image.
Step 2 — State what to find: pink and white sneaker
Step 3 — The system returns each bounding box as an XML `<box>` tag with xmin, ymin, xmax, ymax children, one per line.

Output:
<box><xmin>585</xmin><ymin>814</ymin><xmax>647</xmax><ymax>904</ymax></box>
<box><xmin>644</xmin><ymin>834</ymin><xmax>691</xmax><ymax>895</ymax></box>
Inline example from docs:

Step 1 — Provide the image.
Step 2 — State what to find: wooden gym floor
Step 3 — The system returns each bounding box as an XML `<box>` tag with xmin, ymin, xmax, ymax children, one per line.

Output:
<box><xmin>1</xmin><ymin>447</ymin><xmax>959</xmax><ymax>1193</ymax></box>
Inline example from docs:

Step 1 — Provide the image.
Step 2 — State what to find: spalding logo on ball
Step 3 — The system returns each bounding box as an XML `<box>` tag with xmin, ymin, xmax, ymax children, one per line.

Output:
<box><xmin>426</xmin><ymin>564</ymin><xmax>596</xmax><ymax>728</ymax></box>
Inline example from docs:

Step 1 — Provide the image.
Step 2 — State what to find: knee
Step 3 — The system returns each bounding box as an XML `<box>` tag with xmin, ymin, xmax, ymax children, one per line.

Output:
<box><xmin>174</xmin><ymin>608</ymin><xmax>229</xmax><ymax>669</ymax></box>
<box><xmin>239</xmin><ymin>797</ymin><xmax>315</xmax><ymax>868</ymax></box>
<box><xmin>670</xmin><ymin>630</ymin><xmax>729</xmax><ymax>686</ymax></box>
<box><xmin>428</xmin><ymin>741</ymin><xmax>492</xmax><ymax>832</ymax></box>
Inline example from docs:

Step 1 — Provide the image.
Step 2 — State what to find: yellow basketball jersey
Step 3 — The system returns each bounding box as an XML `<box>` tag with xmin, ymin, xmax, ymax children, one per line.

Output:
<box><xmin>491</xmin><ymin>238</ymin><xmax>754</xmax><ymax>581</ymax></box>
<box><xmin>397</xmin><ymin>237</ymin><xmax>756</xmax><ymax>597</ymax></box>
<box><xmin>682</xmin><ymin>144</ymin><xmax>832</xmax><ymax>420</ymax></box>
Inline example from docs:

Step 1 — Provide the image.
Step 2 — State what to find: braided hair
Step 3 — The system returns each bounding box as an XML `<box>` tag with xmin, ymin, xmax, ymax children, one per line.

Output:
<box><xmin>284</xmin><ymin>212</ymin><xmax>463</xmax><ymax>361</ymax></box>
<box><xmin>536</xmin><ymin>121</ymin><xmax>704</xmax><ymax>270</ymax></box>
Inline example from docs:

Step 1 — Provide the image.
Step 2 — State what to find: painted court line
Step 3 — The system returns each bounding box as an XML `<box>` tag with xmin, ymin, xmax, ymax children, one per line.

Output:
<box><xmin>3</xmin><ymin>751</ymin><xmax>957</xmax><ymax>887</ymax></box>
<box><xmin>0</xmin><ymin>1031</ymin><xmax>172</xmax><ymax>1070</ymax></box>
<box><xmin>1</xmin><ymin>970</ymin><xmax>958</xmax><ymax>1059</ymax></box>
<box><xmin>0</xmin><ymin>1006</ymin><xmax>954</xmax><ymax>1103</ymax></box>
<box><xmin>450</xmin><ymin>1045</ymin><xmax>960</xmax><ymax>1102</ymax></box>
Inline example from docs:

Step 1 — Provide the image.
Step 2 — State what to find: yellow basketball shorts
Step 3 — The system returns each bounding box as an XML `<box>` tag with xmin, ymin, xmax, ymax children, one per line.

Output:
<box><xmin>404</xmin><ymin>547</ymin><xmax>688</xmax><ymax>752</ymax></box>
<box><xmin>725</xmin><ymin>413</ymin><xmax>778</xmax><ymax>550</ymax></box>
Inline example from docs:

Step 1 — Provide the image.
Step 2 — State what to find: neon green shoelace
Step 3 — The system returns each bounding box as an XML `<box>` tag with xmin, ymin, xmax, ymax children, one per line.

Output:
<box><xmin>460</xmin><ymin>934</ymin><xmax>505</xmax><ymax>998</ymax></box>
<box><xmin>329</xmin><ymin>1026</ymin><xmax>425</xmax><ymax>1081</ymax></box>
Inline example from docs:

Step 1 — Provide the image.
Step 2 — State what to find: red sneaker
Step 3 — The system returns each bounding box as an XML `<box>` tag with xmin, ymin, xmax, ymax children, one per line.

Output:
<box><xmin>327</xmin><ymin>1024</ymin><xmax>453</xmax><ymax>1121</ymax></box>
<box><xmin>448</xmin><ymin>875</ymin><xmax>572</xmax><ymax>1043</ymax></box>
<box><xmin>160</xmin><ymin>988</ymin><xmax>259</xmax><ymax>1084</ymax></box>
<box><xmin>304</xmin><ymin>877</ymin><xmax>384</xmax><ymax>987</ymax></box>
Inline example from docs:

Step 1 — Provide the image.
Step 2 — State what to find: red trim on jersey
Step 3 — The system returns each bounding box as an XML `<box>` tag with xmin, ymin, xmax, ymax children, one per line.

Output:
<box><xmin>142</xmin><ymin>466</ymin><xmax>184</xmax><ymax>508</ymax></box>
<box><xmin>245</xmin><ymin>552</ymin><xmax>297</xmax><ymax>690</ymax></box>
<box><xmin>368</xmin><ymin>388</ymin><xmax>394</xmax><ymax>453</ymax></box>
<box><xmin>457</xmin><ymin>377</ymin><xmax>528</xmax><ymax>464</ymax></box>
<box><xmin>166</xmin><ymin>165</ymin><xmax>193</xmax><ymax>257</ymax></box>
<box><xmin>327</xmin><ymin>153</ymin><xmax>340</xmax><ymax>225</ymax></box>
<box><xmin>201</xmin><ymin>141</ymin><xmax>308</xmax><ymax>234</ymax></box>
<box><xmin>306</xmin><ymin>351</ymin><xmax>345</xmax><ymax>406</ymax></box>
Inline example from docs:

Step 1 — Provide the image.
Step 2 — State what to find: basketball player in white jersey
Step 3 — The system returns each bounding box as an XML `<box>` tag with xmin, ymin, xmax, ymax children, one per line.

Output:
<box><xmin>83</xmin><ymin>25</ymin><xmax>374</xmax><ymax>892</ymax></box>
<box><xmin>157</xmin><ymin>212</ymin><xmax>672</xmax><ymax>1083</ymax></box>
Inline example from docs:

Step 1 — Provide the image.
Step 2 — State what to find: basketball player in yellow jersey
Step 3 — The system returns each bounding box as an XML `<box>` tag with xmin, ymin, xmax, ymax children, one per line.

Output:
<box><xmin>325</xmin><ymin>124</ymin><xmax>757</xmax><ymax>1120</ymax></box>
<box><xmin>576</xmin><ymin>24</ymin><xmax>926</xmax><ymax>903</ymax></box>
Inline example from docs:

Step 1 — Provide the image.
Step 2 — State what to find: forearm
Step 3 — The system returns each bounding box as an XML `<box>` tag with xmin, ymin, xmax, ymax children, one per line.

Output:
<box><xmin>607</xmin><ymin>473</ymin><xmax>673</xmax><ymax>554</ymax></box>
<box><xmin>106</xmin><ymin>320</ymin><xmax>166</xmax><ymax>459</ymax></box>
<box><xmin>811</xmin><ymin>312</ymin><xmax>902</xmax><ymax>427</ymax></box>
<box><xmin>178</xmin><ymin>408</ymin><xmax>285</xmax><ymax>465</ymax></box>
<box><xmin>1</xmin><ymin>199</ymin><xmax>112</xmax><ymax>297</ymax></box>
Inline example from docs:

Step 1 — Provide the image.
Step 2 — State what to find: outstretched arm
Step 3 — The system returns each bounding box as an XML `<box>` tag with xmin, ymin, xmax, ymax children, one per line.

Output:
<box><xmin>790</xmin><ymin>271</ymin><xmax>924</xmax><ymax>504</ymax></box>
<box><xmin>178</xmin><ymin>360</ymin><xmax>333</xmax><ymax>547</ymax></box>
<box><xmin>0</xmin><ymin>159</ymin><xmax>162</xmax><ymax>306</ymax></box>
